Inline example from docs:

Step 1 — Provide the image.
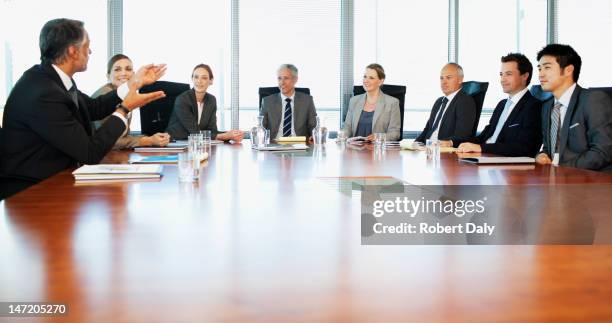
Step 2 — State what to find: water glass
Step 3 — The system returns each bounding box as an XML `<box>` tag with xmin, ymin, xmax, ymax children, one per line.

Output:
<box><xmin>178</xmin><ymin>152</ymin><xmax>196</xmax><ymax>182</ymax></box>
<box><xmin>189</xmin><ymin>134</ymin><xmax>206</xmax><ymax>161</ymax></box>
<box><xmin>200</xmin><ymin>130</ymin><xmax>212</xmax><ymax>145</ymax></box>
<box><xmin>336</xmin><ymin>130</ymin><xmax>348</xmax><ymax>143</ymax></box>
<box><xmin>374</xmin><ymin>133</ymin><xmax>386</xmax><ymax>148</ymax></box>
<box><xmin>426</xmin><ymin>139</ymin><xmax>440</xmax><ymax>160</ymax></box>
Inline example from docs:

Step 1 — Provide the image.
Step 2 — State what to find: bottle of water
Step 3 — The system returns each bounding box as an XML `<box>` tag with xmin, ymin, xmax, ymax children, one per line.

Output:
<box><xmin>250</xmin><ymin>116</ymin><xmax>269</xmax><ymax>148</ymax></box>
<box><xmin>312</xmin><ymin>116</ymin><xmax>328</xmax><ymax>145</ymax></box>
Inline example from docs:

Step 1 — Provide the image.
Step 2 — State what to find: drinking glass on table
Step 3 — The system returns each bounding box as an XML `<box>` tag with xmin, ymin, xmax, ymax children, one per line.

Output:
<box><xmin>178</xmin><ymin>152</ymin><xmax>196</xmax><ymax>182</ymax></box>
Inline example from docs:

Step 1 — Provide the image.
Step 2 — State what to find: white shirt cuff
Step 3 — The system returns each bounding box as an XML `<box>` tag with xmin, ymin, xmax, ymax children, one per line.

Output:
<box><xmin>117</xmin><ymin>83</ymin><xmax>129</xmax><ymax>100</ymax></box>
<box><xmin>112</xmin><ymin>112</ymin><xmax>129</xmax><ymax>128</ymax></box>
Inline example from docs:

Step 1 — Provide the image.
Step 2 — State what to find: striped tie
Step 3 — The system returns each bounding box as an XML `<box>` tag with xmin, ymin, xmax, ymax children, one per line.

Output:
<box><xmin>550</xmin><ymin>101</ymin><xmax>562</xmax><ymax>154</ymax></box>
<box><xmin>283</xmin><ymin>98</ymin><xmax>292</xmax><ymax>137</ymax></box>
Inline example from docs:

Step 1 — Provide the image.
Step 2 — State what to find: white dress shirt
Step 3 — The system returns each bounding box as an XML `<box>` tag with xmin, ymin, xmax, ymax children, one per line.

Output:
<box><xmin>486</xmin><ymin>87</ymin><xmax>529</xmax><ymax>144</ymax></box>
<box><xmin>431</xmin><ymin>88</ymin><xmax>460</xmax><ymax>140</ymax></box>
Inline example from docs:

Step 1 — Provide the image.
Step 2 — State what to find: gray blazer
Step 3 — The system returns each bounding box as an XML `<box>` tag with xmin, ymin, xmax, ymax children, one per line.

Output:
<box><xmin>541</xmin><ymin>85</ymin><xmax>612</xmax><ymax>172</ymax></box>
<box><xmin>342</xmin><ymin>92</ymin><xmax>401</xmax><ymax>141</ymax></box>
<box><xmin>166</xmin><ymin>89</ymin><xmax>219</xmax><ymax>140</ymax></box>
<box><xmin>260</xmin><ymin>91</ymin><xmax>317</xmax><ymax>139</ymax></box>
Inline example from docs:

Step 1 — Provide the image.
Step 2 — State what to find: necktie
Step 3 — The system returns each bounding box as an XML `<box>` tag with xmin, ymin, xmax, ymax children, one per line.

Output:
<box><xmin>487</xmin><ymin>98</ymin><xmax>513</xmax><ymax>143</ymax></box>
<box><xmin>68</xmin><ymin>79</ymin><xmax>79</xmax><ymax>110</ymax></box>
<box><xmin>550</xmin><ymin>101</ymin><xmax>562</xmax><ymax>154</ymax></box>
<box><xmin>430</xmin><ymin>97</ymin><xmax>448</xmax><ymax>134</ymax></box>
<box><xmin>283</xmin><ymin>98</ymin><xmax>292</xmax><ymax>137</ymax></box>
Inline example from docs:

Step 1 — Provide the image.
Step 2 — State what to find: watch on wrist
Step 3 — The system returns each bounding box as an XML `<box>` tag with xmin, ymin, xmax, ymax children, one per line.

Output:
<box><xmin>116</xmin><ymin>103</ymin><xmax>130</xmax><ymax>115</ymax></box>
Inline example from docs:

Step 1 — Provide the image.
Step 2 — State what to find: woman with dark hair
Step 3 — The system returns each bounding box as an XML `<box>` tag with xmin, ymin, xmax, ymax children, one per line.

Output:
<box><xmin>166</xmin><ymin>64</ymin><xmax>243</xmax><ymax>141</ymax></box>
<box><xmin>342</xmin><ymin>63</ymin><xmax>401</xmax><ymax>141</ymax></box>
<box><xmin>92</xmin><ymin>54</ymin><xmax>169</xmax><ymax>149</ymax></box>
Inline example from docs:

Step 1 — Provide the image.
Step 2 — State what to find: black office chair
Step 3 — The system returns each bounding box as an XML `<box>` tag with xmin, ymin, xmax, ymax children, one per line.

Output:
<box><xmin>530</xmin><ymin>84</ymin><xmax>554</xmax><ymax>102</ymax></box>
<box><xmin>461</xmin><ymin>81</ymin><xmax>488</xmax><ymax>136</ymax></box>
<box><xmin>258</xmin><ymin>87</ymin><xmax>311</xmax><ymax>111</ymax></box>
<box><xmin>139</xmin><ymin>81</ymin><xmax>190</xmax><ymax>136</ymax></box>
<box><xmin>352</xmin><ymin>85</ymin><xmax>407</xmax><ymax>139</ymax></box>
<box><xmin>589</xmin><ymin>87</ymin><xmax>612</xmax><ymax>100</ymax></box>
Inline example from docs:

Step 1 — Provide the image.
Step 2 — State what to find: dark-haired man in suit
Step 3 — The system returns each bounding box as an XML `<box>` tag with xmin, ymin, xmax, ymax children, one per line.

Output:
<box><xmin>441</xmin><ymin>53</ymin><xmax>542</xmax><ymax>156</ymax></box>
<box><xmin>0</xmin><ymin>18</ymin><xmax>166</xmax><ymax>197</ymax></box>
<box><xmin>535</xmin><ymin>44</ymin><xmax>612</xmax><ymax>172</ymax></box>
<box><xmin>260</xmin><ymin>64</ymin><xmax>317</xmax><ymax>140</ymax></box>
<box><xmin>415</xmin><ymin>63</ymin><xmax>477</xmax><ymax>144</ymax></box>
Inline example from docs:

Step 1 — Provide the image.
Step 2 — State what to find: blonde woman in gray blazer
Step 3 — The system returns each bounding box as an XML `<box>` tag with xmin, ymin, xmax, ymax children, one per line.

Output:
<box><xmin>342</xmin><ymin>64</ymin><xmax>401</xmax><ymax>141</ymax></box>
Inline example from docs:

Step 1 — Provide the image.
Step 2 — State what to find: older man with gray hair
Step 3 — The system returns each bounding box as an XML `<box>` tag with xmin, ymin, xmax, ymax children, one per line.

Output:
<box><xmin>260</xmin><ymin>64</ymin><xmax>317</xmax><ymax>140</ymax></box>
<box><xmin>415</xmin><ymin>62</ymin><xmax>477</xmax><ymax>144</ymax></box>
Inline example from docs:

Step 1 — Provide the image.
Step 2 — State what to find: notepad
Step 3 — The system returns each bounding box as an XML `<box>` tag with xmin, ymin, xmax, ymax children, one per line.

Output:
<box><xmin>400</xmin><ymin>139</ymin><xmax>424</xmax><ymax>151</ymax></box>
<box><xmin>460</xmin><ymin>156</ymin><xmax>536</xmax><ymax>164</ymax></box>
<box><xmin>277</xmin><ymin>136</ymin><xmax>306</xmax><ymax>142</ymax></box>
<box><xmin>134</xmin><ymin>146</ymin><xmax>187</xmax><ymax>152</ymax></box>
<box><xmin>72</xmin><ymin>164</ymin><xmax>163</xmax><ymax>181</ymax></box>
<box><xmin>253</xmin><ymin>144</ymin><xmax>308</xmax><ymax>151</ymax></box>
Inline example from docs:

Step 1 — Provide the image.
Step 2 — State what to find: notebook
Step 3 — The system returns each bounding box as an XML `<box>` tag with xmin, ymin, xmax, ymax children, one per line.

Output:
<box><xmin>459</xmin><ymin>156</ymin><xmax>536</xmax><ymax>164</ymax></box>
<box><xmin>253</xmin><ymin>144</ymin><xmax>309</xmax><ymax>151</ymax></box>
<box><xmin>72</xmin><ymin>164</ymin><xmax>163</xmax><ymax>181</ymax></box>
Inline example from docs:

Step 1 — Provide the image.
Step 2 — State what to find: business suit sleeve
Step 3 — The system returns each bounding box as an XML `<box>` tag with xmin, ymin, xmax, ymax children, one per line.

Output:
<box><xmin>172</xmin><ymin>93</ymin><xmax>200</xmax><ymax>135</ymax></box>
<box><xmin>204</xmin><ymin>96</ymin><xmax>219</xmax><ymax>140</ymax></box>
<box><xmin>342</xmin><ymin>97</ymin><xmax>356</xmax><ymax>137</ymax></box>
<box><xmin>260</xmin><ymin>97</ymin><xmax>270</xmax><ymax>130</ymax></box>
<box><xmin>453</xmin><ymin>95</ymin><xmax>477</xmax><ymax>138</ymax></box>
<box><xmin>30</xmin><ymin>93</ymin><xmax>126</xmax><ymax>164</ymax></box>
<box><xmin>113</xmin><ymin>134</ymin><xmax>142</xmax><ymax>149</ymax></box>
<box><xmin>80</xmin><ymin>89</ymin><xmax>123</xmax><ymax>121</ymax></box>
<box><xmin>307</xmin><ymin>95</ymin><xmax>317</xmax><ymax>136</ymax></box>
<box><xmin>386</xmin><ymin>99</ymin><xmax>401</xmax><ymax>141</ymax></box>
<box><xmin>567</xmin><ymin>91</ymin><xmax>612</xmax><ymax>170</ymax></box>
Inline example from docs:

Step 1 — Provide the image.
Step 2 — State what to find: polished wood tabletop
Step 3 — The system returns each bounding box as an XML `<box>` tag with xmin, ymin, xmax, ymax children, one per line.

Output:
<box><xmin>2</xmin><ymin>143</ymin><xmax>612</xmax><ymax>322</ymax></box>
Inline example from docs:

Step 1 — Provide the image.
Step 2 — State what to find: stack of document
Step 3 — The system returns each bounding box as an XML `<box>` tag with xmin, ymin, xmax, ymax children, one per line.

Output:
<box><xmin>72</xmin><ymin>164</ymin><xmax>163</xmax><ymax>181</ymax></box>
<box><xmin>134</xmin><ymin>142</ymin><xmax>187</xmax><ymax>153</ymax></box>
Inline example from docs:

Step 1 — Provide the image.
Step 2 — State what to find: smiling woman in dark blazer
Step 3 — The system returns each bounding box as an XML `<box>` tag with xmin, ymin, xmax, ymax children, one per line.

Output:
<box><xmin>166</xmin><ymin>64</ymin><xmax>243</xmax><ymax>141</ymax></box>
<box><xmin>342</xmin><ymin>63</ymin><xmax>401</xmax><ymax>141</ymax></box>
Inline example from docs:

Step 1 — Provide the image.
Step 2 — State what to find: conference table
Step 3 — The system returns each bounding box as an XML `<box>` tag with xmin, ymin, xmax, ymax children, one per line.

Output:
<box><xmin>1</xmin><ymin>142</ymin><xmax>612</xmax><ymax>322</ymax></box>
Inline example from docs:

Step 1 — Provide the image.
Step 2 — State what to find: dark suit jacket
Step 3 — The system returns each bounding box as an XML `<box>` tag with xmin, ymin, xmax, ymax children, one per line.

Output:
<box><xmin>0</xmin><ymin>63</ymin><xmax>125</xmax><ymax>185</ymax></box>
<box><xmin>453</xmin><ymin>90</ymin><xmax>542</xmax><ymax>157</ymax></box>
<box><xmin>260</xmin><ymin>91</ymin><xmax>317</xmax><ymax>139</ymax></box>
<box><xmin>541</xmin><ymin>85</ymin><xmax>612</xmax><ymax>172</ymax></box>
<box><xmin>166</xmin><ymin>89</ymin><xmax>219</xmax><ymax>140</ymax></box>
<box><xmin>415</xmin><ymin>90</ymin><xmax>477</xmax><ymax>143</ymax></box>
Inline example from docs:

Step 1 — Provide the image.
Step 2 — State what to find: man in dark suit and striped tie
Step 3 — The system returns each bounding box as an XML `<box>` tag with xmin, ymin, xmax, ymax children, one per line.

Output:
<box><xmin>260</xmin><ymin>64</ymin><xmax>317</xmax><ymax>140</ymax></box>
<box><xmin>535</xmin><ymin>44</ymin><xmax>612</xmax><ymax>172</ymax></box>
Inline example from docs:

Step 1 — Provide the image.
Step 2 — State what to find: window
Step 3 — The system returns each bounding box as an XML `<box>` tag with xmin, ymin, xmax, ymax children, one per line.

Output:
<box><xmin>459</xmin><ymin>0</ymin><xmax>546</xmax><ymax>130</ymax></box>
<box><xmin>0</xmin><ymin>0</ymin><xmax>107</xmax><ymax>106</ymax></box>
<box><xmin>124</xmin><ymin>0</ymin><xmax>230</xmax><ymax>131</ymax></box>
<box><xmin>239</xmin><ymin>0</ymin><xmax>341</xmax><ymax>131</ymax></box>
<box><xmin>354</xmin><ymin>0</ymin><xmax>448</xmax><ymax>132</ymax></box>
<box><xmin>558</xmin><ymin>0</ymin><xmax>612</xmax><ymax>87</ymax></box>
